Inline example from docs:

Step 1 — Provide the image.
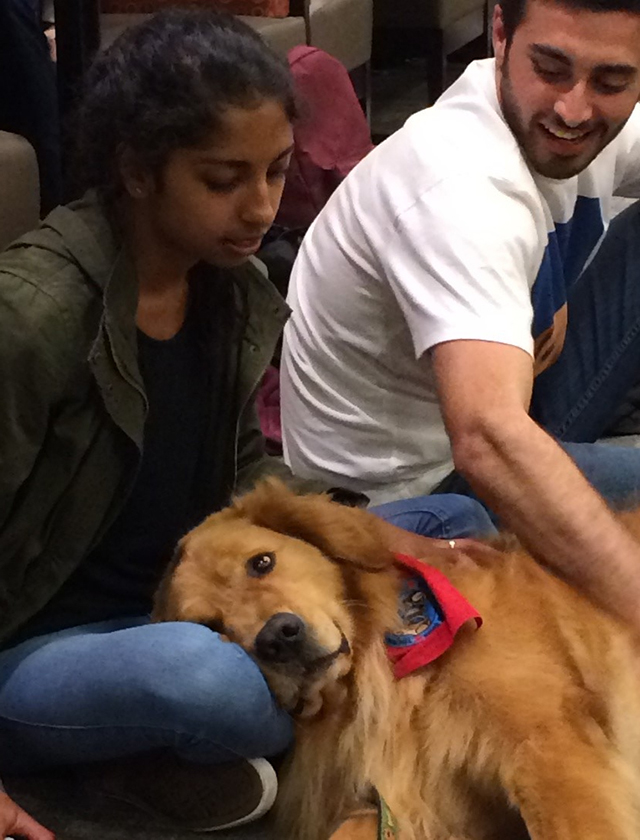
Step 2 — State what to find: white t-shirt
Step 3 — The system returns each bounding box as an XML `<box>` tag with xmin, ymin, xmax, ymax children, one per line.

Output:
<box><xmin>281</xmin><ymin>58</ymin><xmax>640</xmax><ymax>504</ymax></box>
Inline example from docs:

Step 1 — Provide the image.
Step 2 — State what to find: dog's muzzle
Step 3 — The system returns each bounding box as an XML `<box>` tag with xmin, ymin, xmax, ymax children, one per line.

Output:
<box><xmin>254</xmin><ymin>613</ymin><xmax>350</xmax><ymax>670</ymax></box>
<box><xmin>254</xmin><ymin>612</ymin><xmax>308</xmax><ymax>664</ymax></box>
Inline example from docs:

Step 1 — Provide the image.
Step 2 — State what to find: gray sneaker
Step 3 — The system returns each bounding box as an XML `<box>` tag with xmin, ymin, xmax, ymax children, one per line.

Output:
<box><xmin>94</xmin><ymin>752</ymin><xmax>278</xmax><ymax>832</ymax></box>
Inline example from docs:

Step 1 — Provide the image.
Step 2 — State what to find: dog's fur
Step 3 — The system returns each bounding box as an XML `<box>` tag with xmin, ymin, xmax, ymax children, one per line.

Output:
<box><xmin>154</xmin><ymin>479</ymin><xmax>640</xmax><ymax>840</ymax></box>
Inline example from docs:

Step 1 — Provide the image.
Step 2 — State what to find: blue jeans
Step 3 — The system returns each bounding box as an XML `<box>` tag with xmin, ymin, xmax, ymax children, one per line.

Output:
<box><xmin>531</xmin><ymin>200</ymin><xmax>640</xmax><ymax>444</ymax></box>
<box><xmin>0</xmin><ymin>618</ymin><xmax>294</xmax><ymax>774</ymax></box>
<box><xmin>371</xmin><ymin>493</ymin><xmax>497</xmax><ymax>538</ymax></box>
<box><xmin>0</xmin><ymin>494</ymin><xmax>494</xmax><ymax>774</ymax></box>
<box><xmin>436</xmin><ymin>201</ymin><xmax>640</xmax><ymax>514</ymax></box>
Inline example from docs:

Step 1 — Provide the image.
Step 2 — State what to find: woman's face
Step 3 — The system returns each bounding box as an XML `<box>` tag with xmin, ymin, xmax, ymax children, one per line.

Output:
<box><xmin>136</xmin><ymin>98</ymin><xmax>294</xmax><ymax>269</ymax></box>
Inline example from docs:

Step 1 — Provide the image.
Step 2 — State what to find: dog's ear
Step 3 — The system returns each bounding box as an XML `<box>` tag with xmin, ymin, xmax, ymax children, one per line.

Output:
<box><xmin>233</xmin><ymin>478</ymin><xmax>394</xmax><ymax>571</ymax></box>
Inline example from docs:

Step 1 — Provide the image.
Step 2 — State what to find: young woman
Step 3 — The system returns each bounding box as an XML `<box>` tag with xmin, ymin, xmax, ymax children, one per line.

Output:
<box><xmin>0</xmin><ymin>10</ymin><xmax>495</xmax><ymax>836</ymax></box>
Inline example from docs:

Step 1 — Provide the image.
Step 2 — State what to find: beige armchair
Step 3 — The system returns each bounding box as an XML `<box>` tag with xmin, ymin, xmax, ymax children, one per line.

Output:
<box><xmin>101</xmin><ymin>0</ymin><xmax>372</xmax><ymax>76</ymax></box>
<box><xmin>374</xmin><ymin>0</ymin><xmax>491</xmax><ymax>104</ymax></box>
<box><xmin>53</xmin><ymin>0</ymin><xmax>372</xmax><ymax>123</ymax></box>
<box><xmin>0</xmin><ymin>131</ymin><xmax>40</xmax><ymax>251</ymax></box>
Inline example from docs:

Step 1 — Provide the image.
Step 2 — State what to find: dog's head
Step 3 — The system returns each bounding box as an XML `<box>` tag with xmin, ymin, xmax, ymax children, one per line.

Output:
<box><xmin>153</xmin><ymin>479</ymin><xmax>395</xmax><ymax>717</ymax></box>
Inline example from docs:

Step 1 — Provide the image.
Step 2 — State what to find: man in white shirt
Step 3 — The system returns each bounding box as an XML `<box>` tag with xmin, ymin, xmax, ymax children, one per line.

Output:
<box><xmin>282</xmin><ymin>0</ymin><xmax>640</xmax><ymax>631</ymax></box>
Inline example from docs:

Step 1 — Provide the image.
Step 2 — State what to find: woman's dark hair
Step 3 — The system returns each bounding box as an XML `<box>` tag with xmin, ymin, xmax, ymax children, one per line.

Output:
<box><xmin>72</xmin><ymin>8</ymin><xmax>297</xmax><ymax>200</ymax></box>
<box><xmin>500</xmin><ymin>0</ymin><xmax>640</xmax><ymax>43</ymax></box>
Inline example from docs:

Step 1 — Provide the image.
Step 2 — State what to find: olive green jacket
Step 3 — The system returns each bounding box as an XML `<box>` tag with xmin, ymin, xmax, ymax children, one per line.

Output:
<box><xmin>0</xmin><ymin>193</ymin><xmax>301</xmax><ymax>644</ymax></box>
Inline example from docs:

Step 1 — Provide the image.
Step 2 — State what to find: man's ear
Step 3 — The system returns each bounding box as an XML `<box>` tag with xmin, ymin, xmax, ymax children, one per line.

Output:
<box><xmin>234</xmin><ymin>479</ymin><xmax>394</xmax><ymax>572</ymax></box>
<box><xmin>493</xmin><ymin>3</ymin><xmax>508</xmax><ymax>70</ymax></box>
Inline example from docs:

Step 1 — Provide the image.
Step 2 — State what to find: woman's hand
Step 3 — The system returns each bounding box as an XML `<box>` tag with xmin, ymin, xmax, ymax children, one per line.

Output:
<box><xmin>0</xmin><ymin>790</ymin><xmax>55</xmax><ymax>840</ymax></box>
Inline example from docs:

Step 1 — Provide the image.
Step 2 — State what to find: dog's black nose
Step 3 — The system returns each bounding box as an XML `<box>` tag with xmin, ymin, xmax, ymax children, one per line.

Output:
<box><xmin>254</xmin><ymin>613</ymin><xmax>306</xmax><ymax>663</ymax></box>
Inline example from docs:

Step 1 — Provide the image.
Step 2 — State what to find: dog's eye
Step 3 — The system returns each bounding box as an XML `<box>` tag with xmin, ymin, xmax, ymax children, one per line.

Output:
<box><xmin>247</xmin><ymin>552</ymin><xmax>276</xmax><ymax>577</ymax></box>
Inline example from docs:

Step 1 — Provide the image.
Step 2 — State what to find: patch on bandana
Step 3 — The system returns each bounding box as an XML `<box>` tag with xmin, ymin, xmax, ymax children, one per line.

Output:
<box><xmin>386</xmin><ymin>574</ymin><xmax>442</xmax><ymax>648</ymax></box>
<box><xmin>385</xmin><ymin>553</ymin><xmax>482</xmax><ymax>679</ymax></box>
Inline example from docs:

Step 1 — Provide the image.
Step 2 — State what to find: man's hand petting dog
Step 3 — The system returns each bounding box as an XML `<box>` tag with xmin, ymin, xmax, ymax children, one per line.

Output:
<box><xmin>377</xmin><ymin>519</ymin><xmax>503</xmax><ymax>569</ymax></box>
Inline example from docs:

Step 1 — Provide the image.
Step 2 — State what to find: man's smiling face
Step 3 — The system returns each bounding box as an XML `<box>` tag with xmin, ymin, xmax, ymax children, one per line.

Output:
<box><xmin>494</xmin><ymin>0</ymin><xmax>640</xmax><ymax>179</ymax></box>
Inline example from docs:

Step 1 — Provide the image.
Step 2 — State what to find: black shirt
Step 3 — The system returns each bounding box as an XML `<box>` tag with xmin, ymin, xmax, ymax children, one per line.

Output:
<box><xmin>11</xmin><ymin>304</ymin><xmax>211</xmax><ymax>642</ymax></box>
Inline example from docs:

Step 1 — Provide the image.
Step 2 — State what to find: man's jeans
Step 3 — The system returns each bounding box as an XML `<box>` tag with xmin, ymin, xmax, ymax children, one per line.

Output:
<box><xmin>370</xmin><ymin>493</ymin><xmax>496</xmax><ymax>539</ymax></box>
<box><xmin>531</xmin><ymin>200</ymin><xmax>640</xmax><ymax>445</ymax></box>
<box><xmin>437</xmin><ymin>200</ymin><xmax>640</xmax><ymax>514</ymax></box>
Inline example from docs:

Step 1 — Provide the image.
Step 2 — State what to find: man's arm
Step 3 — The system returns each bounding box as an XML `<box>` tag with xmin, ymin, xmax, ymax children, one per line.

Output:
<box><xmin>431</xmin><ymin>338</ymin><xmax>640</xmax><ymax>630</ymax></box>
<box><xmin>235</xmin><ymin>404</ymin><xmax>497</xmax><ymax>560</ymax></box>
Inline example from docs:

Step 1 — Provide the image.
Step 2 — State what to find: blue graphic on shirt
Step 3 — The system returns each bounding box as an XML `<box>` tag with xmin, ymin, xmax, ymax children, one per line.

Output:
<box><xmin>385</xmin><ymin>574</ymin><xmax>443</xmax><ymax>649</ymax></box>
<box><xmin>531</xmin><ymin>195</ymin><xmax>604</xmax><ymax>339</ymax></box>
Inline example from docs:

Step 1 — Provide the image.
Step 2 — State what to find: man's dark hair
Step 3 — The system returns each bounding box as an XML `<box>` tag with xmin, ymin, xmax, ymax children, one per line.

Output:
<box><xmin>71</xmin><ymin>8</ymin><xmax>297</xmax><ymax>201</ymax></box>
<box><xmin>500</xmin><ymin>0</ymin><xmax>640</xmax><ymax>42</ymax></box>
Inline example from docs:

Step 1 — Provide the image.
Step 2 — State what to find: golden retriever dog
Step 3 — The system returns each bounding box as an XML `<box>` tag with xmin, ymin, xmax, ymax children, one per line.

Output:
<box><xmin>153</xmin><ymin>479</ymin><xmax>640</xmax><ymax>840</ymax></box>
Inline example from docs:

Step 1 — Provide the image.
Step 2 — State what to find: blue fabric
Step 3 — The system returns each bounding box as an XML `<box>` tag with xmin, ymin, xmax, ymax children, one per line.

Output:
<box><xmin>531</xmin><ymin>200</ymin><xmax>640</xmax><ymax>506</ymax></box>
<box><xmin>434</xmin><ymin>439</ymin><xmax>640</xmax><ymax>525</ymax></box>
<box><xmin>0</xmin><ymin>618</ymin><xmax>294</xmax><ymax>773</ymax></box>
<box><xmin>531</xmin><ymin>195</ymin><xmax>604</xmax><ymax>339</ymax></box>
<box><xmin>531</xmin><ymin>201</ymin><xmax>640</xmax><ymax>443</ymax></box>
<box><xmin>371</xmin><ymin>494</ymin><xmax>497</xmax><ymax>538</ymax></box>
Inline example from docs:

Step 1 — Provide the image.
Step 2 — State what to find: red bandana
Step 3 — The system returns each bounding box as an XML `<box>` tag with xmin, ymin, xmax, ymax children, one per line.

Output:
<box><xmin>385</xmin><ymin>553</ymin><xmax>483</xmax><ymax>679</ymax></box>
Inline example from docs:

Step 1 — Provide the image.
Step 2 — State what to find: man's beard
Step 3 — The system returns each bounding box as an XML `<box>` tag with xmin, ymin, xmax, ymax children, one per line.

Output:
<box><xmin>499</xmin><ymin>58</ymin><xmax>626</xmax><ymax>180</ymax></box>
